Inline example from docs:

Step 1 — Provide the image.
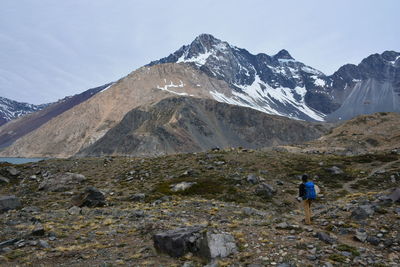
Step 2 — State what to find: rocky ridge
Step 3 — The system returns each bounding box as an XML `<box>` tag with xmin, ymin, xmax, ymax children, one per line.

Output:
<box><xmin>149</xmin><ymin>34</ymin><xmax>400</xmax><ymax>122</ymax></box>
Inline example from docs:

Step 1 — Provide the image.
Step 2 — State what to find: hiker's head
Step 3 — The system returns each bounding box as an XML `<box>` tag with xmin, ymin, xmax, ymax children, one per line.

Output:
<box><xmin>302</xmin><ymin>174</ymin><xmax>308</xmax><ymax>182</ymax></box>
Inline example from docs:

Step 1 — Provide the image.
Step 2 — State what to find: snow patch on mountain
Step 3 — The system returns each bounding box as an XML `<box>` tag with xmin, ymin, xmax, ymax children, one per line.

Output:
<box><xmin>156</xmin><ymin>80</ymin><xmax>191</xmax><ymax>96</ymax></box>
<box><xmin>177</xmin><ymin>51</ymin><xmax>213</xmax><ymax>66</ymax></box>
<box><xmin>211</xmin><ymin>74</ymin><xmax>325</xmax><ymax>121</ymax></box>
<box><xmin>313</xmin><ymin>76</ymin><xmax>326</xmax><ymax>87</ymax></box>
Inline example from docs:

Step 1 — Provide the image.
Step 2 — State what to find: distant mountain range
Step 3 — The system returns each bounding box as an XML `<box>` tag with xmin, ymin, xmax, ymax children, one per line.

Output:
<box><xmin>0</xmin><ymin>97</ymin><xmax>48</xmax><ymax>127</ymax></box>
<box><xmin>0</xmin><ymin>34</ymin><xmax>398</xmax><ymax>157</ymax></box>
<box><xmin>149</xmin><ymin>34</ymin><xmax>400</xmax><ymax>121</ymax></box>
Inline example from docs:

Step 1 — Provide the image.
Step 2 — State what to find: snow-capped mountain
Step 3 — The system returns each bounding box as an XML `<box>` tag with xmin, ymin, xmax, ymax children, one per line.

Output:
<box><xmin>149</xmin><ymin>34</ymin><xmax>333</xmax><ymax>121</ymax></box>
<box><xmin>0</xmin><ymin>97</ymin><xmax>48</xmax><ymax>126</ymax></box>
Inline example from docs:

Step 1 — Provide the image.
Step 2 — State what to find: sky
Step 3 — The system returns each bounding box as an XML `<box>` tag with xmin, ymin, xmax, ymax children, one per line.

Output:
<box><xmin>0</xmin><ymin>0</ymin><xmax>399</xmax><ymax>104</ymax></box>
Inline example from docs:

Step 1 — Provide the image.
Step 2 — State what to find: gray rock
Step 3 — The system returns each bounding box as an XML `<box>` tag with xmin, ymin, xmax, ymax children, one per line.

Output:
<box><xmin>129</xmin><ymin>193</ymin><xmax>146</xmax><ymax>202</ymax></box>
<box><xmin>355</xmin><ymin>228</ymin><xmax>368</xmax><ymax>242</ymax></box>
<box><xmin>351</xmin><ymin>205</ymin><xmax>374</xmax><ymax>220</ymax></box>
<box><xmin>247</xmin><ymin>174</ymin><xmax>259</xmax><ymax>184</ymax></box>
<box><xmin>153</xmin><ymin>226</ymin><xmax>205</xmax><ymax>258</ymax></box>
<box><xmin>68</xmin><ymin>206</ymin><xmax>82</xmax><ymax>215</ymax></box>
<box><xmin>255</xmin><ymin>183</ymin><xmax>276</xmax><ymax>199</ymax></box>
<box><xmin>199</xmin><ymin>232</ymin><xmax>238</xmax><ymax>259</ymax></box>
<box><xmin>38</xmin><ymin>172</ymin><xmax>86</xmax><ymax>192</ymax></box>
<box><xmin>71</xmin><ymin>187</ymin><xmax>106</xmax><ymax>207</ymax></box>
<box><xmin>22</xmin><ymin>206</ymin><xmax>41</xmax><ymax>213</ymax></box>
<box><xmin>5</xmin><ymin>166</ymin><xmax>20</xmax><ymax>176</ymax></box>
<box><xmin>316</xmin><ymin>232</ymin><xmax>336</xmax><ymax>244</ymax></box>
<box><xmin>340</xmin><ymin>251</ymin><xmax>352</xmax><ymax>257</ymax></box>
<box><xmin>242</xmin><ymin>207</ymin><xmax>266</xmax><ymax>217</ymax></box>
<box><xmin>38</xmin><ymin>240</ymin><xmax>50</xmax><ymax>249</ymax></box>
<box><xmin>387</xmin><ymin>188</ymin><xmax>400</xmax><ymax>202</ymax></box>
<box><xmin>153</xmin><ymin>226</ymin><xmax>237</xmax><ymax>260</ymax></box>
<box><xmin>182</xmin><ymin>261</ymin><xmax>194</xmax><ymax>267</ymax></box>
<box><xmin>367</xmin><ymin>236</ymin><xmax>380</xmax><ymax>246</ymax></box>
<box><xmin>0</xmin><ymin>238</ymin><xmax>20</xmax><ymax>248</ymax></box>
<box><xmin>276</xmin><ymin>222</ymin><xmax>289</xmax><ymax>229</ymax></box>
<box><xmin>0</xmin><ymin>195</ymin><xmax>21</xmax><ymax>213</ymax></box>
<box><xmin>0</xmin><ymin>176</ymin><xmax>10</xmax><ymax>184</ymax></box>
<box><xmin>170</xmin><ymin>182</ymin><xmax>197</xmax><ymax>192</ymax></box>
<box><xmin>326</xmin><ymin>166</ymin><xmax>343</xmax><ymax>175</ymax></box>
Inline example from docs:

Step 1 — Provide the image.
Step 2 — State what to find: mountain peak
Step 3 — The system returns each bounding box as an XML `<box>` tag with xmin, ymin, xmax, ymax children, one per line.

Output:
<box><xmin>189</xmin><ymin>33</ymin><xmax>226</xmax><ymax>53</ymax></box>
<box><xmin>274</xmin><ymin>49</ymin><xmax>294</xmax><ymax>60</ymax></box>
<box><xmin>194</xmin><ymin>33</ymin><xmax>219</xmax><ymax>42</ymax></box>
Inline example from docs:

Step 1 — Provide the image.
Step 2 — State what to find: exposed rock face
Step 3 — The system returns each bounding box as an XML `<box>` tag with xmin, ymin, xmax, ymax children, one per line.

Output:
<box><xmin>0</xmin><ymin>195</ymin><xmax>21</xmax><ymax>213</ymax></box>
<box><xmin>0</xmin><ymin>83</ymin><xmax>109</xmax><ymax>149</ymax></box>
<box><xmin>78</xmin><ymin>97</ymin><xmax>328</xmax><ymax>157</ymax></box>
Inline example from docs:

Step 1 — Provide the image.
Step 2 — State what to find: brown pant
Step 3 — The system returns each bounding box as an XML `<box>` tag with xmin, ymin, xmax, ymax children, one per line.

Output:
<box><xmin>303</xmin><ymin>199</ymin><xmax>312</xmax><ymax>225</ymax></box>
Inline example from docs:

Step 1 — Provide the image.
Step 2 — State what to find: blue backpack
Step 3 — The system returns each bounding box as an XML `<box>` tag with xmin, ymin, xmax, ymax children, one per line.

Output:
<box><xmin>305</xmin><ymin>181</ymin><xmax>316</xmax><ymax>200</ymax></box>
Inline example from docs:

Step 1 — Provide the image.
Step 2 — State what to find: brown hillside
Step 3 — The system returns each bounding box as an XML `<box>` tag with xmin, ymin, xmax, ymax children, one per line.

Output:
<box><xmin>0</xmin><ymin>64</ymin><xmax>234</xmax><ymax>158</ymax></box>
<box><xmin>302</xmin><ymin>112</ymin><xmax>400</xmax><ymax>154</ymax></box>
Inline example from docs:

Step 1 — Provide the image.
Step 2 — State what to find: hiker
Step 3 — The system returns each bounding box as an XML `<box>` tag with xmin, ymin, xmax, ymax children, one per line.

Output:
<box><xmin>298</xmin><ymin>174</ymin><xmax>317</xmax><ymax>225</ymax></box>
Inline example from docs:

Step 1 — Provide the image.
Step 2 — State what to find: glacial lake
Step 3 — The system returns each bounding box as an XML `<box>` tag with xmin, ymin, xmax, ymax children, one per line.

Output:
<box><xmin>0</xmin><ymin>158</ymin><xmax>46</xmax><ymax>164</ymax></box>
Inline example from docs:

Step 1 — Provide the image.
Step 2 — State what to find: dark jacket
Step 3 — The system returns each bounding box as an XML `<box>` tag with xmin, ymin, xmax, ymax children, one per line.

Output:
<box><xmin>299</xmin><ymin>183</ymin><xmax>306</xmax><ymax>199</ymax></box>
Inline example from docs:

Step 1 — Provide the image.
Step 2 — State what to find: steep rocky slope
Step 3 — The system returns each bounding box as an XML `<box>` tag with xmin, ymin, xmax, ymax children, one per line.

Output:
<box><xmin>0</xmin><ymin>97</ymin><xmax>48</xmax><ymax>127</ymax></box>
<box><xmin>326</xmin><ymin>51</ymin><xmax>400</xmax><ymax>121</ymax></box>
<box><xmin>0</xmin><ymin>64</ymin><xmax>237</xmax><ymax>158</ymax></box>
<box><xmin>78</xmin><ymin>97</ymin><xmax>328</xmax><ymax>157</ymax></box>
<box><xmin>0</xmin><ymin>83</ymin><xmax>111</xmax><ymax>148</ymax></box>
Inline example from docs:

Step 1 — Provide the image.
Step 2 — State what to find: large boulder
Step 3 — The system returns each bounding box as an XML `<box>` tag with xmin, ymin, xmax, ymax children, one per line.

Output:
<box><xmin>71</xmin><ymin>187</ymin><xmax>106</xmax><ymax>207</ymax></box>
<box><xmin>38</xmin><ymin>172</ymin><xmax>86</xmax><ymax>192</ymax></box>
<box><xmin>153</xmin><ymin>226</ymin><xmax>205</xmax><ymax>258</ymax></box>
<box><xmin>153</xmin><ymin>226</ymin><xmax>237</xmax><ymax>260</ymax></box>
<box><xmin>0</xmin><ymin>195</ymin><xmax>21</xmax><ymax>213</ymax></box>
<box><xmin>198</xmin><ymin>232</ymin><xmax>238</xmax><ymax>259</ymax></box>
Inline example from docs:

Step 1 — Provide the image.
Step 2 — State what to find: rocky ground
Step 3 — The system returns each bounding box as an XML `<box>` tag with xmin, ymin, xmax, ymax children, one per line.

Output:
<box><xmin>0</xmin><ymin>148</ymin><xmax>399</xmax><ymax>266</ymax></box>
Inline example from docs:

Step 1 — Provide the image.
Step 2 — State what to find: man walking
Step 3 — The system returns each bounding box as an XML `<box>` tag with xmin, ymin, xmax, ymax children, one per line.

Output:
<box><xmin>298</xmin><ymin>174</ymin><xmax>316</xmax><ymax>225</ymax></box>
